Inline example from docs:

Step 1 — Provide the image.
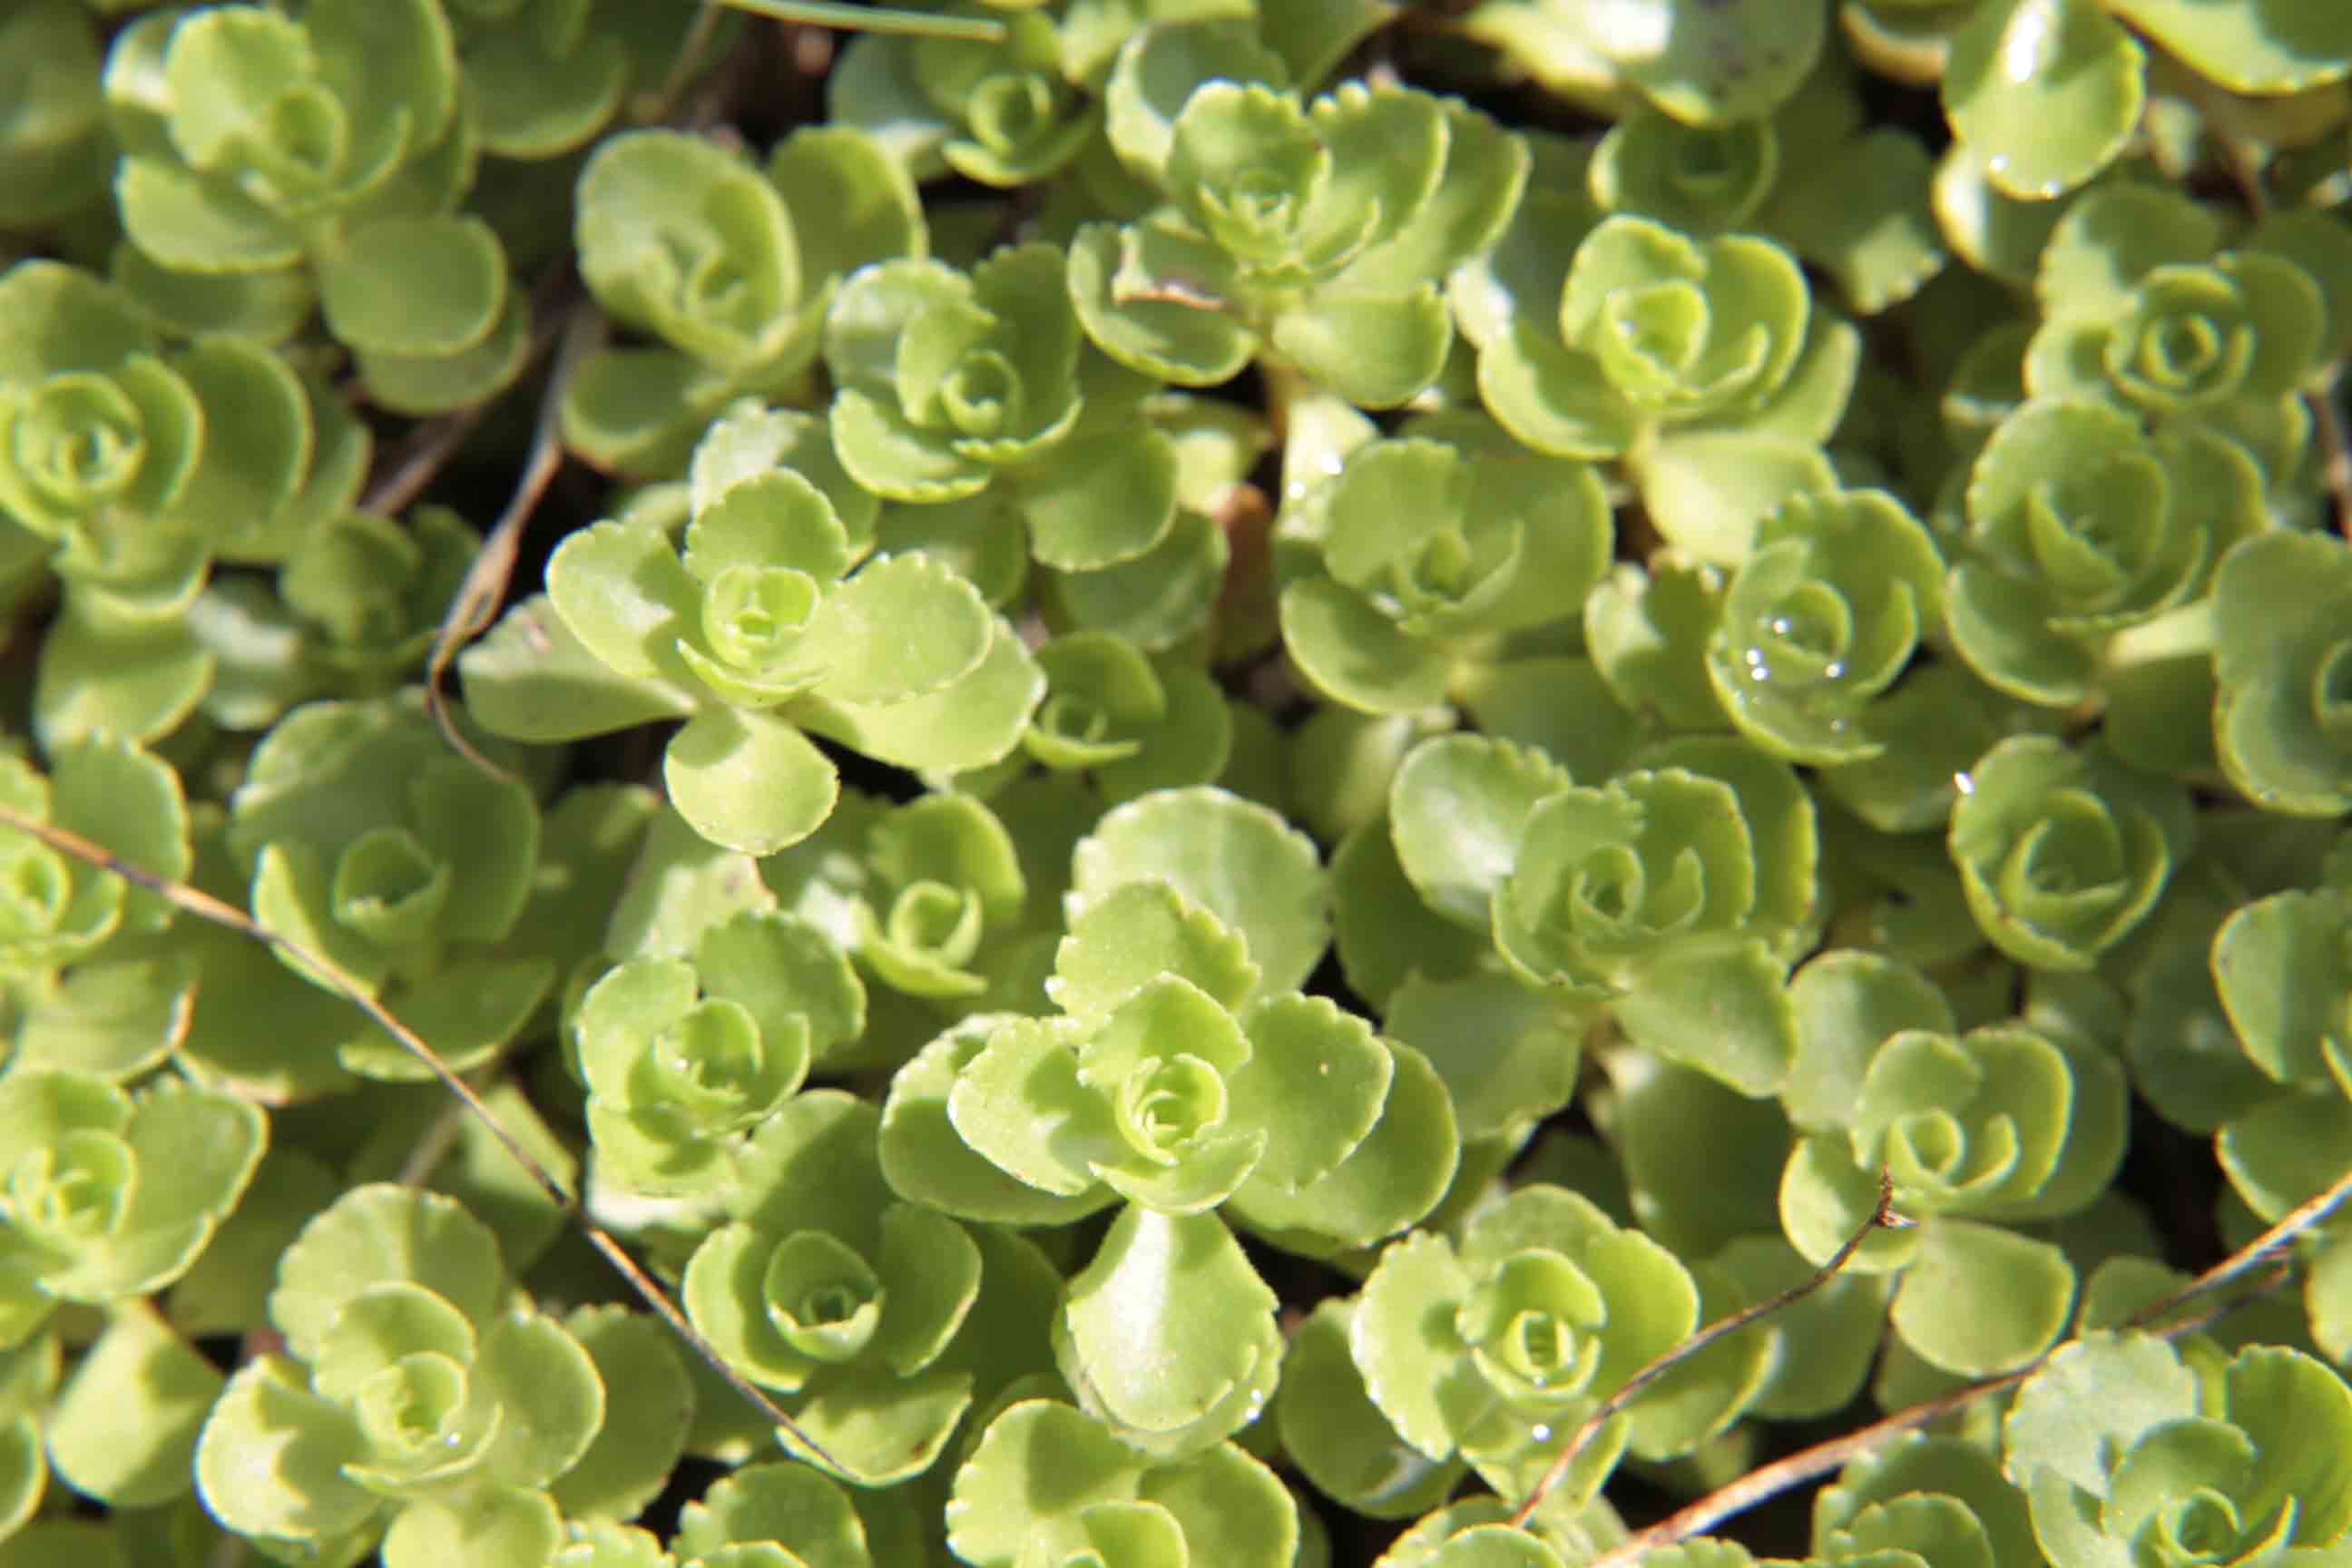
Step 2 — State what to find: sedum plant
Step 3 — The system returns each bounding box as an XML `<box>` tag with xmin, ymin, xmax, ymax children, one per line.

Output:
<box><xmin>194</xmin><ymin>1183</ymin><xmax>665</xmax><ymax>1568</ymax></box>
<box><xmin>107</xmin><ymin>0</ymin><xmax>535</xmax><ymax>413</ymax></box>
<box><xmin>4</xmin><ymin>0</ymin><xmax>2352</xmax><ymax>1565</ymax></box>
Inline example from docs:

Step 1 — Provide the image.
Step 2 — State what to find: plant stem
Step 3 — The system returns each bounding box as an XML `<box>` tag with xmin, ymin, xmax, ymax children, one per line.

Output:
<box><xmin>0</xmin><ymin>801</ymin><xmax>846</xmax><ymax>1474</ymax></box>
<box><xmin>1573</xmin><ymin>1157</ymin><xmax>2352</xmax><ymax>1566</ymax></box>
<box><xmin>421</xmin><ymin>297</ymin><xmax>602</xmax><ymax>780</ymax></box>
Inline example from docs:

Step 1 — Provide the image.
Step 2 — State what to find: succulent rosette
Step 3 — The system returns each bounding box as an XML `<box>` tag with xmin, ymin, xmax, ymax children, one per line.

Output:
<box><xmin>1022</xmin><ymin>631</ymin><xmax>1233</xmax><ymax>804</ymax></box>
<box><xmin>1476</xmin><ymin>213</ymin><xmax>1857</xmax><ymax>561</ymax></box>
<box><xmin>2024</xmin><ymin>183</ymin><xmax>2327</xmax><ymax>445</ymax></box>
<box><xmin>1067</xmin><ymin>23</ymin><xmax>1528</xmax><ymax>408</ymax></box>
<box><xmin>565</xmin><ymin>125</ymin><xmax>924</xmax><ymax>472</ymax></box>
<box><xmin>462</xmin><ymin>404</ymin><xmax>1042</xmax><ymax>855</ymax></box>
<box><xmin>1702</xmin><ymin>487</ymin><xmax>1946</xmax><ymax>765</ymax></box>
<box><xmin>0</xmin><ymin>736</ymin><xmax>188</xmax><ymax>976</ymax></box>
<box><xmin>941</xmin><ymin>879</ymin><xmax>1449</xmax><ymax>1237</ymax></box>
<box><xmin>220</xmin><ymin>691</ymin><xmax>552</xmax><ymax>1082</ymax></box>
<box><xmin>195</xmin><ymin>1185</ymin><xmax>642</xmax><ymax>1568</ymax></box>
<box><xmin>2210</xmin><ymin>532</ymin><xmax>2352</xmax><ymax>817</ymax></box>
<box><xmin>0</xmin><ymin>262</ymin><xmax>202</xmax><ymax>588</ymax></box>
<box><xmin>1777</xmin><ymin>951</ymin><xmax>2126</xmax><ymax>1378</ymax></box>
<box><xmin>574</xmin><ymin>908</ymin><xmax>864</xmax><ymax>1195</ymax></box>
<box><xmin>0</xmin><ymin>1068</ymin><xmax>262</xmax><ymax>1349</ymax></box>
<box><xmin>106</xmin><ymin>0</ymin><xmax>537</xmax><ymax>414</ymax></box>
<box><xmin>826</xmin><ymin>245</ymin><xmax>1187</xmax><ymax>574</ymax></box>
<box><xmin>1591</xmin><ymin>92</ymin><xmax>1946</xmax><ymax>318</ymax></box>
<box><xmin>0</xmin><ymin>260</ymin><xmax>364</xmax><ymax>628</ymax></box>
<box><xmin>2004</xmin><ymin>1337</ymin><xmax>2352</xmax><ymax>1568</ymax></box>
<box><xmin>681</xmin><ymin>1091</ymin><xmax>1049</xmax><ymax>1485</ymax></box>
<box><xmin>1947</xmin><ymin>735</ymin><xmax>2193</xmax><ymax>970</ymax></box>
<box><xmin>1942</xmin><ymin>396</ymin><xmax>2266</xmax><ymax>710</ymax></box>
<box><xmin>1387</xmin><ymin>732</ymin><xmax>1817</xmax><ymax>1094</ymax></box>
<box><xmin>1277</xmin><ymin>415</ymin><xmax>1614</xmax><ymax>718</ymax></box>
<box><xmin>831</xmin><ymin>6</ymin><xmax>1100</xmax><ymax>187</ymax></box>
<box><xmin>1342</xmin><ymin>1183</ymin><xmax>1730</xmax><ymax>1507</ymax></box>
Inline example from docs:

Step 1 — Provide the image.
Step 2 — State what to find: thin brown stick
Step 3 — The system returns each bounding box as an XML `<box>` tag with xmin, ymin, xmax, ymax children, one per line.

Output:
<box><xmin>1510</xmin><ymin>1171</ymin><xmax>1911</xmax><ymax>1527</ymax></box>
<box><xmin>421</xmin><ymin>299</ymin><xmax>603</xmax><ymax>780</ymax></box>
<box><xmin>2122</xmin><ymin>1155</ymin><xmax>2352</xmax><ymax>1330</ymax></box>
<box><xmin>1582</xmin><ymin>1261</ymin><xmax>2296</xmax><ymax>1568</ymax></box>
<box><xmin>0</xmin><ymin>802</ymin><xmax>840</xmax><ymax>1470</ymax></box>
<box><xmin>1579</xmin><ymin>1206</ymin><xmax>2325</xmax><ymax>1566</ymax></box>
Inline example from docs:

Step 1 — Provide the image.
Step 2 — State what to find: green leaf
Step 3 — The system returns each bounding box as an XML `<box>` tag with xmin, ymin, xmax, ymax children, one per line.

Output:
<box><xmin>2212</xmin><ymin>890</ymin><xmax>2352</xmax><ymax>1090</ymax></box>
<box><xmin>793</xmin><ymin>613</ymin><xmax>1044</xmax><ymax>775</ymax></box>
<box><xmin>473</xmin><ymin>1313</ymin><xmax>605</xmax><ymax>1489</ymax></box>
<box><xmin>1948</xmin><ymin>735</ymin><xmax>2192</xmax><ymax>969</ymax></box>
<box><xmin>1388</xmin><ymin>733</ymin><xmax>1572</xmax><ymax>931</ymax></box>
<box><xmin>576</xmin><ymin>130</ymin><xmax>806</xmax><ymax>371</ymax></box>
<box><xmin>1944</xmin><ymin>0</ymin><xmax>2144</xmax><ymax>200</ymax></box>
<box><xmin>1783</xmin><ymin>951</ymin><xmax>1955</xmax><ymax>1133</ymax></box>
<box><xmin>352</xmin><ymin>288</ymin><xmax>533</xmax><ymax>416</ymax></box>
<box><xmin>675</xmin><ymin>1462</ymin><xmax>871</xmax><ymax>1568</ymax></box>
<box><xmin>1632</xmin><ymin>432</ymin><xmax>1839</xmax><ymax>568</ymax></box>
<box><xmin>547</xmin><ymin>1307</ymin><xmax>694</xmax><ymax>1525</ymax></box>
<box><xmin>664</xmin><ymin>708</ymin><xmax>841</xmax><ymax>857</ymax></box>
<box><xmin>1888</xmin><ymin>1220</ymin><xmax>2073</xmax><ymax>1376</ymax></box>
<box><xmin>1066</xmin><ymin>220</ymin><xmax>1258</xmax><ymax>387</ymax></box>
<box><xmin>1045</xmin><ymin>506</ymin><xmax>1229</xmax><ymax>652</ymax></box>
<box><xmin>1019</xmin><ymin>426</ymin><xmax>1181</xmax><ymax>573</ymax></box>
<box><xmin>1050</xmin><ymin>879</ymin><xmax>1260</xmax><ymax>1018</ymax></box>
<box><xmin>2213</xmin><ymin>533</ymin><xmax>2352</xmax><ymax>817</ymax></box>
<box><xmin>45</xmin><ymin>1300</ymin><xmax>222</xmax><ymax>1508</ymax></box>
<box><xmin>946</xmin><ymin>1399</ymin><xmax>1145</xmax><ymax>1568</ymax></box>
<box><xmin>1712</xmin><ymin>1235</ymin><xmax>1887</xmax><ymax>1420</ymax></box>
<box><xmin>1227</xmin><ymin>994</ymin><xmax>1393</xmax><ymax>1192</ymax></box>
<box><xmin>1059</xmin><ymin>1206</ymin><xmax>1278</xmax><ymax>1436</ymax></box>
<box><xmin>1329</xmin><ymin>816</ymin><xmax>1491</xmax><ymax>1012</ymax></box>
<box><xmin>1270</xmin><ymin>288</ymin><xmax>1452</xmax><ymax>408</ymax></box>
<box><xmin>2105</xmin><ymin>0</ymin><xmax>2352</xmax><ymax>93</ymax></box>
<box><xmin>113</xmin><ymin>159</ymin><xmax>302</xmax><ymax>274</ymax></box>
<box><xmin>1277</xmin><ymin>1300</ymin><xmax>1465</xmax><ymax>1518</ymax></box>
<box><xmin>1280</xmin><ymin>577</ymin><xmax>1455</xmax><ymax>717</ymax></box>
<box><xmin>193</xmin><ymin>1356</ymin><xmax>376</xmax><ymax>1548</ymax></box>
<box><xmin>809</xmin><ymin>554</ymin><xmax>993</xmax><ymax>709</ymax></box>
<box><xmin>1348</xmin><ymin>1228</ymin><xmax>1478</xmax><ymax>1461</ymax></box>
<box><xmin>1382</xmin><ymin>973</ymin><xmax>1581</xmax><ymax>1142</ymax></box>
<box><xmin>318</xmin><ymin>217</ymin><xmax>505</xmax><ymax>357</ymax></box>
<box><xmin>1228</xmin><ymin>1039</ymin><xmax>1458</xmax><ymax>1250</ymax></box>
<box><xmin>880</xmin><ymin>1019</ymin><xmax>1118</xmax><ymax>1227</ymax></box>
<box><xmin>1597</xmin><ymin>0</ymin><xmax>1827</xmax><ymax>122</ymax></box>
<box><xmin>1071</xmin><ymin>787</ymin><xmax>1328</xmax><ymax>1002</ymax></box>
<box><xmin>1615</xmin><ymin>939</ymin><xmax>1796</xmax><ymax>1096</ymax></box>
<box><xmin>1610</xmin><ymin>1058</ymin><xmax>1790</xmax><ymax>1260</ymax></box>
<box><xmin>269</xmin><ymin>1184</ymin><xmax>505</xmax><ymax>1365</ymax></box>
<box><xmin>382</xmin><ymin>1490</ymin><xmax>562</xmax><ymax>1568</ymax></box>
<box><xmin>1585</xmin><ymin>557</ymin><xmax>1727</xmax><ymax>730</ymax></box>
<box><xmin>461</xmin><ymin>593</ymin><xmax>700</xmax><ymax>743</ymax></box>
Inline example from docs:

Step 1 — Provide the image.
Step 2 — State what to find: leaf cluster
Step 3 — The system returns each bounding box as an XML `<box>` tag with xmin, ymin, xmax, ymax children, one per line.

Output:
<box><xmin>0</xmin><ymin>0</ymin><xmax>2350</xmax><ymax>1566</ymax></box>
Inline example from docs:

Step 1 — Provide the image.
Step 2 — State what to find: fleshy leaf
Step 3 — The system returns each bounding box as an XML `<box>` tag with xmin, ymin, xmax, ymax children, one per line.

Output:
<box><xmin>1070</xmin><ymin>787</ymin><xmax>1328</xmax><ymax>1003</ymax></box>
<box><xmin>1058</xmin><ymin>1205</ymin><xmax>1279</xmax><ymax>1437</ymax></box>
